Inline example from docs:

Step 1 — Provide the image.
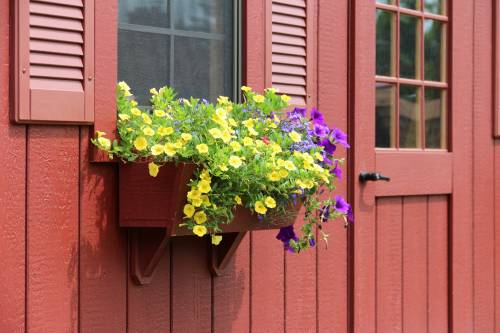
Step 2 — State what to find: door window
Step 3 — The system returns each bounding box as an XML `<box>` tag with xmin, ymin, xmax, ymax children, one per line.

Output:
<box><xmin>375</xmin><ymin>0</ymin><xmax>447</xmax><ymax>149</ymax></box>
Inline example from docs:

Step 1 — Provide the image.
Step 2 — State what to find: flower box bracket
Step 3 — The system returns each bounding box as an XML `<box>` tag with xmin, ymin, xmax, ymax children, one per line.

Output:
<box><xmin>129</xmin><ymin>228</ymin><xmax>248</xmax><ymax>285</ymax></box>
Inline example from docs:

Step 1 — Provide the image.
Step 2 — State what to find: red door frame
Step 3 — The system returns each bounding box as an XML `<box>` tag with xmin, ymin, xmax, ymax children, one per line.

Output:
<box><xmin>349</xmin><ymin>0</ymin><xmax>474</xmax><ymax>331</ymax></box>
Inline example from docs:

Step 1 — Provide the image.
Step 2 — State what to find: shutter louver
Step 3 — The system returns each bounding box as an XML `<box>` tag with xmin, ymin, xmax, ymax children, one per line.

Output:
<box><xmin>13</xmin><ymin>0</ymin><xmax>94</xmax><ymax>124</ymax></box>
<box><xmin>271</xmin><ymin>0</ymin><xmax>308</xmax><ymax>106</ymax></box>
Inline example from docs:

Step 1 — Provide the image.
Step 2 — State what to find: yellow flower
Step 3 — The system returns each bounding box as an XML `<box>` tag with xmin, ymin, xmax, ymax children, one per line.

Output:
<box><xmin>196</xmin><ymin>144</ymin><xmax>209</xmax><ymax>154</ymax></box>
<box><xmin>217</xmin><ymin>96</ymin><xmax>230</xmax><ymax>105</ymax></box>
<box><xmin>174</xmin><ymin>140</ymin><xmax>183</xmax><ymax>149</ymax></box>
<box><xmin>314</xmin><ymin>152</ymin><xmax>324</xmax><ymax>161</ymax></box>
<box><xmin>154</xmin><ymin>109</ymin><xmax>166</xmax><ymax>117</ymax></box>
<box><xmin>151</xmin><ymin>144</ymin><xmax>164</xmax><ymax>156</ymax></box>
<box><xmin>201</xmin><ymin>195</ymin><xmax>210</xmax><ymax>205</ymax></box>
<box><xmin>241</xmin><ymin>86</ymin><xmax>252</xmax><ymax>92</ymax></box>
<box><xmin>215</xmin><ymin>108</ymin><xmax>227</xmax><ymax>120</ymax></box>
<box><xmin>221</xmin><ymin>130</ymin><xmax>232</xmax><ymax>143</ymax></box>
<box><xmin>183</xmin><ymin>204</ymin><xmax>195</xmax><ymax>218</ymax></box>
<box><xmin>191</xmin><ymin>197</ymin><xmax>203</xmax><ymax>207</ymax></box>
<box><xmin>254</xmin><ymin>201</ymin><xmax>267</xmax><ymax>214</ymax></box>
<box><xmin>209</xmin><ymin>128</ymin><xmax>222</xmax><ymax>139</ymax></box>
<box><xmin>289</xmin><ymin>131</ymin><xmax>301</xmax><ymax>142</ymax></box>
<box><xmin>118</xmin><ymin>113</ymin><xmax>130</xmax><ymax>121</ymax></box>
<box><xmin>200</xmin><ymin>169</ymin><xmax>211</xmax><ymax>182</ymax></box>
<box><xmin>228</xmin><ymin>155</ymin><xmax>243</xmax><ymax>169</ymax></box>
<box><xmin>266</xmin><ymin>87</ymin><xmax>277</xmax><ymax>93</ymax></box>
<box><xmin>148</xmin><ymin>162</ymin><xmax>159</xmax><ymax>177</ymax></box>
<box><xmin>142</xmin><ymin>113</ymin><xmax>152</xmax><ymax>125</ymax></box>
<box><xmin>230</xmin><ymin>141</ymin><xmax>241</xmax><ymax>152</ymax></box>
<box><xmin>281</xmin><ymin>94</ymin><xmax>291</xmax><ymax>103</ymax></box>
<box><xmin>211</xmin><ymin>234</ymin><xmax>223</xmax><ymax>245</ymax></box>
<box><xmin>267</xmin><ymin>171</ymin><xmax>281</xmax><ymax>182</ymax></box>
<box><xmin>271</xmin><ymin>144</ymin><xmax>282</xmax><ymax>154</ymax></box>
<box><xmin>253</xmin><ymin>95</ymin><xmax>265</xmax><ymax>103</ymax></box>
<box><xmin>228</xmin><ymin>118</ymin><xmax>238</xmax><ymax>127</ymax></box>
<box><xmin>118</xmin><ymin>81</ymin><xmax>130</xmax><ymax>92</ymax></box>
<box><xmin>143</xmin><ymin>126</ymin><xmax>155</xmax><ymax>136</ymax></box>
<box><xmin>131</xmin><ymin>108</ymin><xmax>142</xmax><ymax>116</ymax></box>
<box><xmin>181</xmin><ymin>133</ymin><xmax>192</xmax><ymax>142</ymax></box>
<box><xmin>96</xmin><ymin>131</ymin><xmax>106</xmax><ymax>137</ymax></box>
<box><xmin>194</xmin><ymin>211</ymin><xmax>207</xmax><ymax>224</ymax></box>
<box><xmin>277</xmin><ymin>159</ymin><xmax>286</xmax><ymax>167</ymax></box>
<box><xmin>284</xmin><ymin>160</ymin><xmax>296</xmax><ymax>171</ymax></box>
<box><xmin>242</xmin><ymin>119</ymin><xmax>255</xmax><ymax>128</ymax></box>
<box><xmin>150</xmin><ymin>87</ymin><xmax>158</xmax><ymax>95</ymax></box>
<box><xmin>264</xmin><ymin>196</ymin><xmax>276</xmax><ymax>208</ymax></box>
<box><xmin>164</xmin><ymin>143</ymin><xmax>176</xmax><ymax>156</ymax></box>
<box><xmin>248</xmin><ymin>127</ymin><xmax>258</xmax><ymax>136</ymax></box>
<box><xmin>219</xmin><ymin>164</ymin><xmax>228</xmax><ymax>172</ymax></box>
<box><xmin>97</xmin><ymin>137</ymin><xmax>111</xmax><ymax>150</ymax></box>
<box><xmin>188</xmin><ymin>188</ymin><xmax>202</xmax><ymax>201</ymax></box>
<box><xmin>158</xmin><ymin>126</ymin><xmax>174</xmax><ymax>136</ymax></box>
<box><xmin>198</xmin><ymin>180</ymin><xmax>211</xmax><ymax>193</ymax></box>
<box><xmin>243</xmin><ymin>137</ymin><xmax>253</xmax><ymax>146</ymax></box>
<box><xmin>131</xmin><ymin>100</ymin><xmax>138</xmax><ymax>107</ymax></box>
<box><xmin>193</xmin><ymin>225</ymin><xmax>207</xmax><ymax>237</ymax></box>
<box><xmin>235</xmin><ymin>195</ymin><xmax>242</xmax><ymax>205</ymax></box>
<box><xmin>134</xmin><ymin>136</ymin><xmax>148</xmax><ymax>151</ymax></box>
<box><xmin>279</xmin><ymin>169</ymin><xmax>289</xmax><ymax>178</ymax></box>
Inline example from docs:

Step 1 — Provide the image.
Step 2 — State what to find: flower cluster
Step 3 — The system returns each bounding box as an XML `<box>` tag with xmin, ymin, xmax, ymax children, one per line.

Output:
<box><xmin>92</xmin><ymin>82</ymin><xmax>352</xmax><ymax>252</ymax></box>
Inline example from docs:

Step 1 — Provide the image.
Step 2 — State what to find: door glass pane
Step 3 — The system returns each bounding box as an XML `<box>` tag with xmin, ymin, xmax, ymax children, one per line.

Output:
<box><xmin>173</xmin><ymin>0</ymin><xmax>229</xmax><ymax>33</ymax></box>
<box><xmin>376</xmin><ymin>10</ymin><xmax>395</xmax><ymax>76</ymax></box>
<box><xmin>424</xmin><ymin>0</ymin><xmax>445</xmax><ymax>14</ymax></box>
<box><xmin>119</xmin><ymin>0</ymin><xmax>170</xmax><ymax>28</ymax></box>
<box><xmin>376</xmin><ymin>83</ymin><xmax>396</xmax><ymax>148</ymax></box>
<box><xmin>118</xmin><ymin>31</ymin><xmax>170</xmax><ymax>105</ymax></box>
<box><xmin>400</xmin><ymin>0</ymin><xmax>418</xmax><ymax>10</ymax></box>
<box><xmin>425</xmin><ymin>88</ymin><xmax>446</xmax><ymax>148</ymax></box>
<box><xmin>400</xmin><ymin>15</ymin><xmax>420</xmax><ymax>79</ymax></box>
<box><xmin>400</xmin><ymin>85</ymin><xmax>421</xmax><ymax>148</ymax></box>
<box><xmin>174</xmin><ymin>37</ymin><xmax>232</xmax><ymax>102</ymax></box>
<box><xmin>424</xmin><ymin>20</ymin><xmax>445</xmax><ymax>82</ymax></box>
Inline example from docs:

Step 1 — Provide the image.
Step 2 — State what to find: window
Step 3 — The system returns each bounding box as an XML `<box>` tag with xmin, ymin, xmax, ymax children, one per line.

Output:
<box><xmin>375</xmin><ymin>0</ymin><xmax>447</xmax><ymax>149</ymax></box>
<box><xmin>118</xmin><ymin>0</ymin><xmax>240</xmax><ymax>105</ymax></box>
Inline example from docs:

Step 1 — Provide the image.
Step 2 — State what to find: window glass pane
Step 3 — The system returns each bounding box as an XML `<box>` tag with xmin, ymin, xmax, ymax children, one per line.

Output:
<box><xmin>174</xmin><ymin>37</ymin><xmax>232</xmax><ymax>102</ymax></box>
<box><xmin>400</xmin><ymin>15</ymin><xmax>420</xmax><ymax>79</ymax></box>
<box><xmin>376</xmin><ymin>10</ymin><xmax>395</xmax><ymax>76</ymax></box>
<box><xmin>376</xmin><ymin>83</ymin><xmax>396</xmax><ymax>148</ymax></box>
<box><xmin>399</xmin><ymin>85</ymin><xmax>421</xmax><ymax>148</ymax></box>
<box><xmin>118</xmin><ymin>30</ymin><xmax>170</xmax><ymax>105</ymax></box>
<box><xmin>424</xmin><ymin>0</ymin><xmax>445</xmax><ymax>14</ymax></box>
<box><xmin>400</xmin><ymin>0</ymin><xmax>418</xmax><ymax>10</ymax></box>
<box><xmin>173</xmin><ymin>0</ymin><xmax>230</xmax><ymax>33</ymax></box>
<box><xmin>119</xmin><ymin>0</ymin><xmax>169</xmax><ymax>28</ymax></box>
<box><xmin>425</xmin><ymin>88</ymin><xmax>446</xmax><ymax>148</ymax></box>
<box><xmin>376</xmin><ymin>0</ymin><xmax>394</xmax><ymax>4</ymax></box>
<box><xmin>424</xmin><ymin>20</ymin><xmax>445</xmax><ymax>82</ymax></box>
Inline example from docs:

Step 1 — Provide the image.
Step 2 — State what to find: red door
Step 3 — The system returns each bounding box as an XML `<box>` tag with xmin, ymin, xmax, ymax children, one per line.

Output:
<box><xmin>351</xmin><ymin>0</ymin><xmax>473</xmax><ymax>332</ymax></box>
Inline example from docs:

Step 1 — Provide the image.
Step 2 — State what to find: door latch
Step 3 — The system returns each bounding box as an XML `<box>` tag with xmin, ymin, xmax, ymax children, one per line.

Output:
<box><xmin>359</xmin><ymin>172</ymin><xmax>391</xmax><ymax>182</ymax></box>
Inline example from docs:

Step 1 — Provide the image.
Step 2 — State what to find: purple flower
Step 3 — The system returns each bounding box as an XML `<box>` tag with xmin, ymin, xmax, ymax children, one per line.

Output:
<box><xmin>319</xmin><ymin>205</ymin><xmax>331</xmax><ymax>222</ymax></box>
<box><xmin>334</xmin><ymin>195</ymin><xmax>350</xmax><ymax>214</ymax></box>
<box><xmin>287</xmin><ymin>107</ymin><xmax>307</xmax><ymax>120</ymax></box>
<box><xmin>322</xmin><ymin>155</ymin><xmax>333</xmax><ymax>166</ymax></box>
<box><xmin>276</xmin><ymin>225</ymin><xmax>298</xmax><ymax>252</ymax></box>
<box><xmin>310</xmin><ymin>108</ymin><xmax>324</xmax><ymax>124</ymax></box>
<box><xmin>331</xmin><ymin>160</ymin><xmax>342</xmax><ymax>180</ymax></box>
<box><xmin>313</xmin><ymin>123</ymin><xmax>330</xmax><ymax>138</ymax></box>
<box><xmin>347</xmin><ymin>206</ymin><xmax>354</xmax><ymax>222</ymax></box>
<box><xmin>201</xmin><ymin>98</ymin><xmax>209</xmax><ymax>105</ymax></box>
<box><xmin>257</xmin><ymin>215</ymin><xmax>264</xmax><ymax>221</ymax></box>
<box><xmin>320</xmin><ymin>139</ymin><xmax>337</xmax><ymax>155</ymax></box>
<box><xmin>309</xmin><ymin>238</ymin><xmax>316</xmax><ymax>247</ymax></box>
<box><xmin>332</xmin><ymin>128</ymin><xmax>350</xmax><ymax>148</ymax></box>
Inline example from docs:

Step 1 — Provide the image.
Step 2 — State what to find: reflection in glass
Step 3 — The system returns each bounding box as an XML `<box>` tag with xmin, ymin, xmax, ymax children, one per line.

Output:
<box><xmin>173</xmin><ymin>0</ymin><xmax>230</xmax><ymax>33</ymax></box>
<box><xmin>400</xmin><ymin>85</ymin><xmax>421</xmax><ymax>148</ymax></box>
<box><xmin>118</xmin><ymin>31</ymin><xmax>170</xmax><ymax>105</ymax></box>
<box><xmin>376</xmin><ymin>83</ymin><xmax>396</xmax><ymax>148</ymax></box>
<box><xmin>376</xmin><ymin>10</ymin><xmax>395</xmax><ymax>76</ymax></box>
<box><xmin>424</xmin><ymin>0</ymin><xmax>445</xmax><ymax>14</ymax></box>
<box><xmin>425</xmin><ymin>88</ymin><xmax>446</xmax><ymax>148</ymax></box>
<box><xmin>119</xmin><ymin>0</ymin><xmax>169</xmax><ymax>28</ymax></box>
<box><xmin>424</xmin><ymin>20</ymin><xmax>445</xmax><ymax>82</ymax></box>
<box><xmin>400</xmin><ymin>0</ymin><xmax>418</xmax><ymax>10</ymax></box>
<box><xmin>400</xmin><ymin>15</ymin><xmax>420</xmax><ymax>79</ymax></box>
<box><xmin>174</xmin><ymin>37</ymin><xmax>232</xmax><ymax>102</ymax></box>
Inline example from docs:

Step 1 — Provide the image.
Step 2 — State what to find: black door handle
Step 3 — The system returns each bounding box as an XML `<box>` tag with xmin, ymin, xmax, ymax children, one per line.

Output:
<box><xmin>359</xmin><ymin>172</ymin><xmax>391</xmax><ymax>182</ymax></box>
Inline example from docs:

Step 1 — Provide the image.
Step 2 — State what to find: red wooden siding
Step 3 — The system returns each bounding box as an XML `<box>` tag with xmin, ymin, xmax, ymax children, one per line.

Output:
<box><xmin>376</xmin><ymin>196</ymin><xmax>448</xmax><ymax>332</ymax></box>
<box><xmin>13</xmin><ymin>0</ymin><xmax>94</xmax><ymax>124</ymax></box>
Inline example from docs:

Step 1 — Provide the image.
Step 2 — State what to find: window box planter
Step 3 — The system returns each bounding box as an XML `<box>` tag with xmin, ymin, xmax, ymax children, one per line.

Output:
<box><xmin>119</xmin><ymin>162</ymin><xmax>301</xmax><ymax>284</ymax></box>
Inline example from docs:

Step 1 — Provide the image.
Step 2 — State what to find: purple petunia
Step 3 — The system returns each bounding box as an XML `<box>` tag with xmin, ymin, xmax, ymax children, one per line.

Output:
<box><xmin>276</xmin><ymin>225</ymin><xmax>298</xmax><ymax>252</ymax></box>
<box><xmin>287</xmin><ymin>107</ymin><xmax>307</xmax><ymax>120</ymax></box>
<box><xmin>309</xmin><ymin>238</ymin><xmax>316</xmax><ymax>247</ymax></box>
<box><xmin>332</xmin><ymin>128</ymin><xmax>350</xmax><ymax>148</ymax></box>
<box><xmin>347</xmin><ymin>206</ymin><xmax>354</xmax><ymax>222</ymax></box>
<box><xmin>313</xmin><ymin>123</ymin><xmax>330</xmax><ymax>138</ymax></box>
<box><xmin>319</xmin><ymin>205</ymin><xmax>331</xmax><ymax>222</ymax></box>
<box><xmin>320</xmin><ymin>139</ymin><xmax>337</xmax><ymax>155</ymax></box>
<box><xmin>310</xmin><ymin>107</ymin><xmax>324</xmax><ymax>124</ymax></box>
<box><xmin>334</xmin><ymin>195</ymin><xmax>350</xmax><ymax>214</ymax></box>
<box><xmin>331</xmin><ymin>160</ymin><xmax>342</xmax><ymax>180</ymax></box>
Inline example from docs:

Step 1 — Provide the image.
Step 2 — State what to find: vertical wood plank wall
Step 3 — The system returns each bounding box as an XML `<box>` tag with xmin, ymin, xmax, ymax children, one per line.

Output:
<box><xmin>1</xmin><ymin>0</ymin><xmax>500</xmax><ymax>332</ymax></box>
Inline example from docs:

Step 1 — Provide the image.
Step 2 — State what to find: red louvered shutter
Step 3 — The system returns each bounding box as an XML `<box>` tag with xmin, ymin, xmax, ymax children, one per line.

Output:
<box><xmin>13</xmin><ymin>0</ymin><xmax>94</xmax><ymax>124</ymax></box>
<box><xmin>268</xmin><ymin>0</ymin><xmax>315</xmax><ymax>106</ymax></box>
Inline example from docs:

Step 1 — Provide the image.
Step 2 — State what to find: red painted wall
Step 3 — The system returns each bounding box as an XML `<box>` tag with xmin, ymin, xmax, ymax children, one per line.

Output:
<box><xmin>0</xmin><ymin>0</ymin><xmax>499</xmax><ymax>332</ymax></box>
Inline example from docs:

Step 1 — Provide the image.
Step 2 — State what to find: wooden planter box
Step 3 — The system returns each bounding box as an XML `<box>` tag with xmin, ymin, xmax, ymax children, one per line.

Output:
<box><xmin>118</xmin><ymin>162</ymin><xmax>300</xmax><ymax>284</ymax></box>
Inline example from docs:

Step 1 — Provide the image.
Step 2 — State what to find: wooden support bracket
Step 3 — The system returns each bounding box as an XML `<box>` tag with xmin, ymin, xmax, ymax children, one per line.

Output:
<box><xmin>130</xmin><ymin>229</ymin><xmax>248</xmax><ymax>285</ymax></box>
